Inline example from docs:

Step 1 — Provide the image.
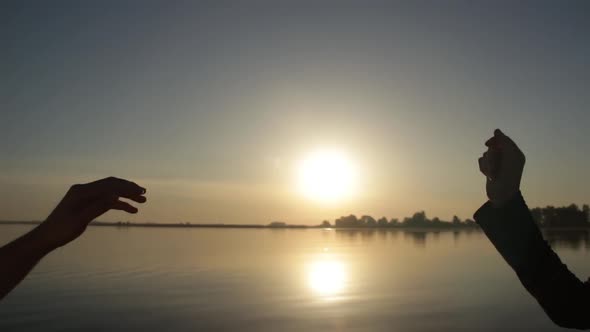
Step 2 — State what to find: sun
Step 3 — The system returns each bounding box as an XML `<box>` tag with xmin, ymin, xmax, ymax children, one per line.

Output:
<box><xmin>297</xmin><ymin>149</ymin><xmax>358</xmax><ymax>202</ymax></box>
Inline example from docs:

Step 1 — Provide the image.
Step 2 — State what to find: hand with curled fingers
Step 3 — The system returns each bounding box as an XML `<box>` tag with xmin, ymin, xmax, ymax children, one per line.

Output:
<box><xmin>478</xmin><ymin>129</ymin><xmax>526</xmax><ymax>207</ymax></box>
<box><xmin>38</xmin><ymin>177</ymin><xmax>147</xmax><ymax>249</ymax></box>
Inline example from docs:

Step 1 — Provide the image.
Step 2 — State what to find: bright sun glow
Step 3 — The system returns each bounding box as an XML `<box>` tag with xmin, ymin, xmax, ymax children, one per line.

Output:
<box><xmin>307</xmin><ymin>260</ymin><xmax>347</xmax><ymax>297</ymax></box>
<box><xmin>297</xmin><ymin>150</ymin><xmax>358</xmax><ymax>202</ymax></box>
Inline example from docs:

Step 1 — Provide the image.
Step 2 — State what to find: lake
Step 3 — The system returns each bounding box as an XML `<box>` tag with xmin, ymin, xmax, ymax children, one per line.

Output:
<box><xmin>1</xmin><ymin>225</ymin><xmax>589</xmax><ymax>331</ymax></box>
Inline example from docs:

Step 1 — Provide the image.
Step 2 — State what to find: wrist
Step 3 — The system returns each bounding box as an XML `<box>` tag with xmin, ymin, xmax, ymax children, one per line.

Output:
<box><xmin>31</xmin><ymin>222</ymin><xmax>63</xmax><ymax>253</ymax></box>
<box><xmin>490</xmin><ymin>190</ymin><xmax>520</xmax><ymax>208</ymax></box>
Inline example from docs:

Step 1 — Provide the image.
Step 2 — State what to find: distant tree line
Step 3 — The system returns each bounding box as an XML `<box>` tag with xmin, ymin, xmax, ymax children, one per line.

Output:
<box><xmin>531</xmin><ymin>204</ymin><xmax>590</xmax><ymax>227</ymax></box>
<box><xmin>322</xmin><ymin>212</ymin><xmax>476</xmax><ymax>229</ymax></box>
<box><xmin>321</xmin><ymin>203</ymin><xmax>590</xmax><ymax>229</ymax></box>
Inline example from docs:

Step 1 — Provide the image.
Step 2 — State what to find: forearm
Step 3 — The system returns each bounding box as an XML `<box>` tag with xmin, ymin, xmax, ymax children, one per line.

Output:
<box><xmin>516</xmin><ymin>248</ymin><xmax>590</xmax><ymax>329</ymax></box>
<box><xmin>474</xmin><ymin>193</ymin><xmax>545</xmax><ymax>273</ymax></box>
<box><xmin>475</xmin><ymin>193</ymin><xmax>590</xmax><ymax>329</ymax></box>
<box><xmin>0</xmin><ymin>224</ymin><xmax>57</xmax><ymax>300</ymax></box>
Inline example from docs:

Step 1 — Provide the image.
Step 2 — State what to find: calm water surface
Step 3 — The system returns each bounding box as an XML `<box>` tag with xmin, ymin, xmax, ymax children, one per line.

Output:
<box><xmin>1</xmin><ymin>225</ymin><xmax>589</xmax><ymax>331</ymax></box>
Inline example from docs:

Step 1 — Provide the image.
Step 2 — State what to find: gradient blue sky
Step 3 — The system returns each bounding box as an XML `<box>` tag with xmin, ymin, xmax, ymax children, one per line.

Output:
<box><xmin>2</xmin><ymin>1</ymin><xmax>589</xmax><ymax>224</ymax></box>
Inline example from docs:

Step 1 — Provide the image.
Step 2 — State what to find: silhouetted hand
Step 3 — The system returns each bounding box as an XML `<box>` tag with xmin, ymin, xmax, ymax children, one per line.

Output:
<box><xmin>478</xmin><ymin>129</ymin><xmax>525</xmax><ymax>207</ymax></box>
<box><xmin>38</xmin><ymin>177</ymin><xmax>147</xmax><ymax>249</ymax></box>
<box><xmin>0</xmin><ymin>177</ymin><xmax>147</xmax><ymax>300</ymax></box>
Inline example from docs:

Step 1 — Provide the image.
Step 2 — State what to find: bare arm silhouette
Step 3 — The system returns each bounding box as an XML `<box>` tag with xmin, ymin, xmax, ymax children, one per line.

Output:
<box><xmin>474</xmin><ymin>130</ymin><xmax>590</xmax><ymax>329</ymax></box>
<box><xmin>0</xmin><ymin>177</ymin><xmax>146</xmax><ymax>300</ymax></box>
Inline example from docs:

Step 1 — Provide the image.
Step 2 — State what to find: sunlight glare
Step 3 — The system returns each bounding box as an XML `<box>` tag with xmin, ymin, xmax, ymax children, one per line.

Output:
<box><xmin>297</xmin><ymin>150</ymin><xmax>358</xmax><ymax>203</ymax></box>
<box><xmin>307</xmin><ymin>260</ymin><xmax>347</xmax><ymax>297</ymax></box>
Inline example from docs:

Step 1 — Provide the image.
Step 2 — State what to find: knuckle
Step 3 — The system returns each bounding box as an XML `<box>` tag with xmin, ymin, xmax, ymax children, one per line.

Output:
<box><xmin>105</xmin><ymin>176</ymin><xmax>123</xmax><ymax>183</ymax></box>
<box><xmin>68</xmin><ymin>184</ymin><xmax>83</xmax><ymax>193</ymax></box>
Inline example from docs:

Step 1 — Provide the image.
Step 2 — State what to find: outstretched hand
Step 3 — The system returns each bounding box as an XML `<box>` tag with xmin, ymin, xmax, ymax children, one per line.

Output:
<box><xmin>38</xmin><ymin>177</ymin><xmax>147</xmax><ymax>249</ymax></box>
<box><xmin>478</xmin><ymin>129</ymin><xmax>525</xmax><ymax>207</ymax></box>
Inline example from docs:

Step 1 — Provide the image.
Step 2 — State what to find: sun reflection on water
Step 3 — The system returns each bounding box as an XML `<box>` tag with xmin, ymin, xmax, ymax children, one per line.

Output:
<box><xmin>307</xmin><ymin>255</ymin><xmax>347</xmax><ymax>298</ymax></box>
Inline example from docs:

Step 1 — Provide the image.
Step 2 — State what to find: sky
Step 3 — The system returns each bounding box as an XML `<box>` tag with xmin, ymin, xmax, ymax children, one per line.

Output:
<box><xmin>2</xmin><ymin>1</ymin><xmax>590</xmax><ymax>224</ymax></box>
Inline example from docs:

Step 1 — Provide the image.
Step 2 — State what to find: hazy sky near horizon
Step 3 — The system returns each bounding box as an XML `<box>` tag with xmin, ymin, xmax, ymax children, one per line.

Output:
<box><xmin>2</xmin><ymin>1</ymin><xmax>590</xmax><ymax>224</ymax></box>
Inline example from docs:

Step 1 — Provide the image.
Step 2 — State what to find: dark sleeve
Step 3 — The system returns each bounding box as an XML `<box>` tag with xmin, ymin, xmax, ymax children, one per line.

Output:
<box><xmin>474</xmin><ymin>192</ymin><xmax>590</xmax><ymax>330</ymax></box>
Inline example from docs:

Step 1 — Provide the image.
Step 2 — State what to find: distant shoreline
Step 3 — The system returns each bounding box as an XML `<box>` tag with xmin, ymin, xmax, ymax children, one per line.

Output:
<box><xmin>1</xmin><ymin>220</ymin><xmax>588</xmax><ymax>230</ymax></box>
<box><xmin>0</xmin><ymin>220</ymin><xmax>316</xmax><ymax>229</ymax></box>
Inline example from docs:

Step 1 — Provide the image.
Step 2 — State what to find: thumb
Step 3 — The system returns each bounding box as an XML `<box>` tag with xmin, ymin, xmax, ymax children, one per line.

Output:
<box><xmin>79</xmin><ymin>195</ymin><xmax>117</xmax><ymax>225</ymax></box>
<box><xmin>494</xmin><ymin>129</ymin><xmax>518</xmax><ymax>148</ymax></box>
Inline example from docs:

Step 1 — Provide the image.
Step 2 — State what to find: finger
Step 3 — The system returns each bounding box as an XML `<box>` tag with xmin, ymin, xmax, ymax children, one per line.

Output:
<box><xmin>80</xmin><ymin>196</ymin><xmax>139</xmax><ymax>223</ymax></box>
<box><xmin>78</xmin><ymin>194</ymin><xmax>119</xmax><ymax>224</ymax></box>
<box><xmin>494</xmin><ymin>129</ymin><xmax>518</xmax><ymax>149</ymax></box>
<box><xmin>111</xmin><ymin>199</ymin><xmax>139</xmax><ymax>214</ymax></box>
<box><xmin>126</xmin><ymin>195</ymin><xmax>147</xmax><ymax>204</ymax></box>
<box><xmin>478</xmin><ymin>156</ymin><xmax>489</xmax><ymax>176</ymax></box>
<box><xmin>85</xmin><ymin>177</ymin><xmax>146</xmax><ymax>200</ymax></box>
<box><xmin>485</xmin><ymin>136</ymin><xmax>499</xmax><ymax>148</ymax></box>
<box><xmin>488</xmin><ymin>149</ymin><xmax>502</xmax><ymax>178</ymax></box>
<box><xmin>478</xmin><ymin>157</ymin><xmax>485</xmax><ymax>174</ymax></box>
